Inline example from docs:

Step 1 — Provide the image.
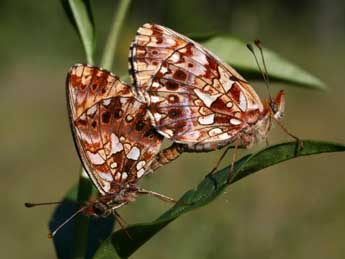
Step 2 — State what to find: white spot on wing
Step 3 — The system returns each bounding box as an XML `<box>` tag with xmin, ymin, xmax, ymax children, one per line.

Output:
<box><xmin>110</xmin><ymin>162</ymin><xmax>117</xmax><ymax>169</ymax></box>
<box><xmin>98</xmin><ymin>150</ymin><xmax>106</xmax><ymax>160</ymax></box>
<box><xmin>136</xmin><ymin>161</ymin><xmax>146</xmax><ymax>170</ymax></box>
<box><xmin>239</xmin><ymin>93</ymin><xmax>247</xmax><ymax>111</ymax></box>
<box><xmin>103</xmin><ymin>99</ymin><xmax>111</xmax><ymax>106</ymax></box>
<box><xmin>218</xmin><ymin>132</ymin><xmax>231</xmax><ymax>140</ymax></box>
<box><xmin>160</xmin><ymin>66</ymin><xmax>168</xmax><ymax>74</ymax></box>
<box><xmin>111</xmin><ymin>133</ymin><xmax>123</xmax><ymax>154</ymax></box>
<box><xmin>79</xmin><ymin>131</ymin><xmax>92</xmax><ymax>144</ymax></box>
<box><xmin>137</xmin><ymin>168</ymin><xmax>145</xmax><ymax>178</ymax></box>
<box><xmin>164</xmin><ymin>129</ymin><xmax>174</xmax><ymax>137</ymax></box>
<box><xmin>80</xmin><ymin>113</ymin><xmax>86</xmax><ymax>120</ymax></box>
<box><xmin>87</xmin><ymin>105</ymin><xmax>97</xmax><ymax>116</ymax></box>
<box><xmin>198</xmin><ymin>114</ymin><xmax>215</xmax><ymax>125</ymax></box>
<box><xmin>226</xmin><ymin>102</ymin><xmax>233</xmax><ymax>108</ymax></box>
<box><xmin>193</xmin><ymin>49</ymin><xmax>208</xmax><ymax>64</ymax></box>
<box><xmin>194</xmin><ymin>89</ymin><xmax>221</xmax><ymax>107</ymax></box>
<box><xmin>223</xmin><ymin>79</ymin><xmax>234</xmax><ymax>92</ymax></box>
<box><xmin>99</xmin><ymin>172</ymin><xmax>113</xmax><ymax>181</ymax></box>
<box><xmin>170</xmin><ymin>52</ymin><xmax>180</xmax><ymax>62</ymax></box>
<box><xmin>127</xmin><ymin>146</ymin><xmax>140</xmax><ymax>160</ymax></box>
<box><xmin>230</xmin><ymin>118</ymin><xmax>242</xmax><ymax>125</ymax></box>
<box><xmin>122</xmin><ymin>172</ymin><xmax>128</xmax><ymax>181</ymax></box>
<box><xmin>150</xmin><ymin>96</ymin><xmax>161</xmax><ymax>103</ymax></box>
<box><xmin>86</xmin><ymin>151</ymin><xmax>104</xmax><ymax>165</ymax></box>
<box><xmin>208</xmin><ymin>128</ymin><xmax>222</xmax><ymax>136</ymax></box>
<box><xmin>154</xmin><ymin>112</ymin><xmax>162</xmax><ymax>121</ymax></box>
<box><xmin>152</xmin><ymin>81</ymin><xmax>160</xmax><ymax>88</ymax></box>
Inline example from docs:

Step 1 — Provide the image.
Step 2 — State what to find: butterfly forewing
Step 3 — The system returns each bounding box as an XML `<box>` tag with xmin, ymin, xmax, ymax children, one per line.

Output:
<box><xmin>67</xmin><ymin>64</ymin><xmax>163</xmax><ymax>195</ymax></box>
<box><xmin>129</xmin><ymin>24</ymin><xmax>264</xmax><ymax>147</ymax></box>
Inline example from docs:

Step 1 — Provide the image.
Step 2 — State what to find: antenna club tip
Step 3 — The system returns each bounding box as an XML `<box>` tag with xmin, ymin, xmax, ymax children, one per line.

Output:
<box><xmin>24</xmin><ymin>202</ymin><xmax>33</xmax><ymax>208</ymax></box>
<box><xmin>254</xmin><ymin>39</ymin><xmax>262</xmax><ymax>47</ymax></box>
<box><xmin>48</xmin><ymin>233</ymin><xmax>53</xmax><ymax>239</ymax></box>
<box><xmin>246</xmin><ymin>43</ymin><xmax>254</xmax><ymax>52</ymax></box>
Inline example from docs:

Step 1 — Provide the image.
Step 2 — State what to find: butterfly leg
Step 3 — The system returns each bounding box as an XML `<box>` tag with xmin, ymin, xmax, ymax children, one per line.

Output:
<box><xmin>265</xmin><ymin>138</ymin><xmax>270</xmax><ymax>147</ymax></box>
<box><xmin>137</xmin><ymin>188</ymin><xmax>178</xmax><ymax>204</ymax></box>
<box><xmin>227</xmin><ymin>136</ymin><xmax>240</xmax><ymax>184</ymax></box>
<box><xmin>202</xmin><ymin>145</ymin><xmax>235</xmax><ymax>189</ymax></box>
<box><xmin>137</xmin><ymin>188</ymin><xmax>193</xmax><ymax>206</ymax></box>
<box><xmin>206</xmin><ymin>145</ymin><xmax>235</xmax><ymax>177</ymax></box>
<box><xmin>272</xmin><ymin>116</ymin><xmax>304</xmax><ymax>151</ymax></box>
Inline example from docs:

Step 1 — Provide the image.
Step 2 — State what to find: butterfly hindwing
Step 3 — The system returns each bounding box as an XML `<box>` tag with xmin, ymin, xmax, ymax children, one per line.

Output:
<box><xmin>67</xmin><ymin>64</ymin><xmax>163</xmax><ymax>195</ymax></box>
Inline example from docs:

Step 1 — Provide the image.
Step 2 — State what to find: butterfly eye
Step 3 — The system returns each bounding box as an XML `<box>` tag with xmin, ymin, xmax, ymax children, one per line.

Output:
<box><xmin>270</xmin><ymin>102</ymin><xmax>278</xmax><ymax>113</ymax></box>
<box><xmin>92</xmin><ymin>202</ymin><xmax>108</xmax><ymax>216</ymax></box>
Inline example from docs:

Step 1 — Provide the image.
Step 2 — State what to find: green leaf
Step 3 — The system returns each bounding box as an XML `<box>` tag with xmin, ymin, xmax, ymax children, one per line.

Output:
<box><xmin>197</xmin><ymin>36</ymin><xmax>326</xmax><ymax>90</ymax></box>
<box><xmin>100</xmin><ymin>0</ymin><xmax>131</xmax><ymax>70</ymax></box>
<box><xmin>61</xmin><ymin>0</ymin><xmax>96</xmax><ymax>64</ymax></box>
<box><xmin>93</xmin><ymin>140</ymin><xmax>344</xmax><ymax>258</ymax></box>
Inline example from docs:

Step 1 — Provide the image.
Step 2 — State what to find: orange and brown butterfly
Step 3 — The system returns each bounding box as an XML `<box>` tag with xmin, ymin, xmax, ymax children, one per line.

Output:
<box><xmin>66</xmin><ymin>63</ymin><xmax>181</xmax><ymax>208</ymax></box>
<box><xmin>128</xmin><ymin>23</ymin><xmax>301</xmax><ymax>177</ymax></box>
<box><xmin>25</xmin><ymin>64</ymin><xmax>181</xmax><ymax>238</ymax></box>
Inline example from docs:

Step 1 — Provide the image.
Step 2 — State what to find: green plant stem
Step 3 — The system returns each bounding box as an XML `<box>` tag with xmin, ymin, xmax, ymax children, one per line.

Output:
<box><xmin>68</xmin><ymin>0</ymin><xmax>96</xmax><ymax>65</ymax></box>
<box><xmin>71</xmin><ymin>171</ymin><xmax>96</xmax><ymax>259</ymax></box>
<box><xmin>101</xmin><ymin>0</ymin><xmax>131</xmax><ymax>70</ymax></box>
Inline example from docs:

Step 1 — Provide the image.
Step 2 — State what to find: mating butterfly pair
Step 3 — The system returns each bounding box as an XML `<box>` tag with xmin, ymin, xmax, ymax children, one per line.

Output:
<box><xmin>47</xmin><ymin>24</ymin><xmax>295</xmax><ymax>237</ymax></box>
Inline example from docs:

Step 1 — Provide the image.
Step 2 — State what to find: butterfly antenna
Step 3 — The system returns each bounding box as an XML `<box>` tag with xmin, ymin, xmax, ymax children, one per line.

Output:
<box><xmin>255</xmin><ymin>39</ymin><xmax>271</xmax><ymax>85</ymax></box>
<box><xmin>48</xmin><ymin>206</ymin><xmax>86</xmax><ymax>239</ymax></box>
<box><xmin>246</xmin><ymin>42</ymin><xmax>273</xmax><ymax>102</ymax></box>
<box><xmin>24</xmin><ymin>201</ymin><xmax>62</xmax><ymax>208</ymax></box>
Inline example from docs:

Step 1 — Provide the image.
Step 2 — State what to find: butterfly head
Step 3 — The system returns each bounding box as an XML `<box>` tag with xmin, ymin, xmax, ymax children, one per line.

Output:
<box><xmin>88</xmin><ymin>201</ymin><xmax>111</xmax><ymax>217</ymax></box>
<box><xmin>268</xmin><ymin>90</ymin><xmax>285</xmax><ymax>121</ymax></box>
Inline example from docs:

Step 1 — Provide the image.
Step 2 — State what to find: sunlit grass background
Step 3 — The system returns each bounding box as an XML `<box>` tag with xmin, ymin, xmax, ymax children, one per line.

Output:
<box><xmin>1</xmin><ymin>0</ymin><xmax>345</xmax><ymax>258</ymax></box>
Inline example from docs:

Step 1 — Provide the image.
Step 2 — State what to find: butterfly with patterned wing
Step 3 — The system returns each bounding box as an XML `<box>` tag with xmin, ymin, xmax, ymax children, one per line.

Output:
<box><xmin>129</xmin><ymin>23</ymin><xmax>301</xmax><ymax>179</ymax></box>
<box><xmin>26</xmin><ymin>64</ymin><xmax>181</xmax><ymax>238</ymax></box>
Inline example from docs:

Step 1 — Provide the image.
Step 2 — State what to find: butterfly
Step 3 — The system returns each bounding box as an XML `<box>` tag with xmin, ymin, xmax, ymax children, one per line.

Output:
<box><xmin>33</xmin><ymin>64</ymin><xmax>183</xmax><ymax>238</ymax></box>
<box><xmin>128</xmin><ymin>23</ymin><xmax>301</xmax><ymax>177</ymax></box>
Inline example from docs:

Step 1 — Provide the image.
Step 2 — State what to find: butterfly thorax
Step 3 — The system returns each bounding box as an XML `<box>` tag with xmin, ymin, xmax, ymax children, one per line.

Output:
<box><xmin>236</xmin><ymin>109</ymin><xmax>270</xmax><ymax>148</ymax></box>
<box><xmin>240</xmin><ymin>90</ymin><xmax>285</xmax><ymax>148</ymax></box>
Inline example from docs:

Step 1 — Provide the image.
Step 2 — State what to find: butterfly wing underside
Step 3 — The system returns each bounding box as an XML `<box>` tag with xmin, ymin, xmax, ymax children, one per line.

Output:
<box><xmin>66</xmin><ymin>64</ymin><xmax>163</xmax><ymax>195</ymax></box>
<box><xmin>129</xmin><ymin>23</ymin><xmax>264</xmax><ymax>146</ymax></box>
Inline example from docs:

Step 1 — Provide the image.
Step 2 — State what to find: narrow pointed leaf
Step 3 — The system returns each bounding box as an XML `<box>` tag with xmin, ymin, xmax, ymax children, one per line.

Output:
<box><xmin>93</xmin><ymin>140</ymin><xmax>344</xmax><ymax>258</ymax></box>
<box><xmin>61</xmin><ymin>0</ymin><xmax>96</xmax><ymax>64</ymax></box>
<box><xmin>195</xmin><ymin>36</ymin><xmax>326</xmax><ymax>90</ymax></box>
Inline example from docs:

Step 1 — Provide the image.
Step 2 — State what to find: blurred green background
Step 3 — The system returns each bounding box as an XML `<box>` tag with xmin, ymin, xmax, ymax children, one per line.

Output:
<box><xmin>1</xmin><ymin>0</ymin><xmax>345</xmax><ymax>258</ymax></box>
